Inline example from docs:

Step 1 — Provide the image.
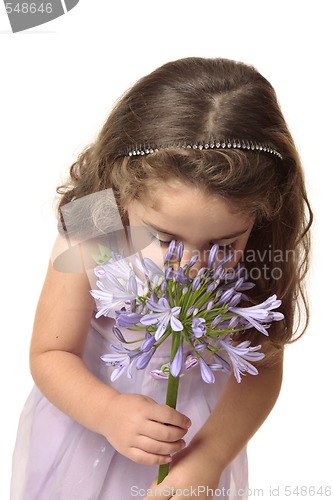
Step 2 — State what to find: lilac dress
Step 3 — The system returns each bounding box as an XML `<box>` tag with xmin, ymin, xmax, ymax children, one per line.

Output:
<box><xmin>11</xmin><ymin>313</ymin><xmax>248</xmax><ymax>499</ymax></box>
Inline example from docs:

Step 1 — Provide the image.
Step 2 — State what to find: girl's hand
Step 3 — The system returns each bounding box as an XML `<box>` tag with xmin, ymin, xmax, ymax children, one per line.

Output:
<box><xmin>144</xmin><ymin>441</ymin><xmax>222</xmax><ymax>499</ymax></box>
<box><xmin>102</xmin><ymin>393</ymin><xmax>191</xmax><ymax>465</ymax></box>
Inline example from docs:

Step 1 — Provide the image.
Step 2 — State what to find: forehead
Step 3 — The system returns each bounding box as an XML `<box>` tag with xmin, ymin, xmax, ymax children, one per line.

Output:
<box><xmin>128</xmin><ymin>179</ymin><xmax>253</xmax><ymax>242</ymax></box>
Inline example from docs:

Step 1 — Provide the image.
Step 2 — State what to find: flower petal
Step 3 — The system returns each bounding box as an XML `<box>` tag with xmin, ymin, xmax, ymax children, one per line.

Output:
<box><xmin>136</xmin><ymin>348</ymin><xmax>156</xmax><ymax>370</ymax></box>
<box><xmin>150</xmin><ymin>369</ymin><xmax>169</xmax><ymax>380</ymax></box>
<box><xmin>170</xmin><ymin>345</ymin><xmax>183</xmax><ymax>377</ymax></box>
<box><xmin>170</xmin><ymin>315</ymin><xmax>183</xmax><ymax>332</ymax></box>
<box><xmin>140</xmin><ymin>335</ymin><xmax>156</xmax><ymax>352</ymax></box>
<box><xmin>199</xmin><ymin>358</ymin><xmax>215</xmax><ymax>384</ymax></box>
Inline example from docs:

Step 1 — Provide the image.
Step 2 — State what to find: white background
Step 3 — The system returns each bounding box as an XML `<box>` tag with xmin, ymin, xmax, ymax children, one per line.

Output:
<box><xmin>1</xmin><ymin>1</ymin><xmax>332</xmax><ymax>499</ymax></box>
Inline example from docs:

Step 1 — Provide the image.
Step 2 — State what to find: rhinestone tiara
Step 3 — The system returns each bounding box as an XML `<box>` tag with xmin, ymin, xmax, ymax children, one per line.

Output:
<box><xmin>119</xmin><ymin>139</ymin><xmax>283</xmax><ymax>160</ymax></box>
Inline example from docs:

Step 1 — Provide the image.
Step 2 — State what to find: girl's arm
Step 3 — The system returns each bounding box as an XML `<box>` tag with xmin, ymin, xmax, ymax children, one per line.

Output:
<box><xmin>146</xmin><ymin>357</ymin><xmax>283</xmax><ymax>499</ymax></box>
<box><xmin>30</xmin><ymin>260</ymin><xmax>191</xmax><ymax>466</ymax></box>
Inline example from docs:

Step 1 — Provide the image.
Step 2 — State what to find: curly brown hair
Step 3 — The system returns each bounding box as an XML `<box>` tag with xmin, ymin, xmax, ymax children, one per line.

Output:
<box><xmin>57</xmin><ymin>57</ymin><xmax>312</xmax><ymax>364</ymax></box>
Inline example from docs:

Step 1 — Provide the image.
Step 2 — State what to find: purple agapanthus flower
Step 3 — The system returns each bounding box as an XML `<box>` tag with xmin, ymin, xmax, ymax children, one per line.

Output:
<box><xmin>140</xmin><ymin>333</ymin><xmax>156</xmax><ymax>352</ymax></box>
<box><xmin>173</xmin><ymin>268</ymin><xmax>191</xmax><ymax>284</ymax></box>
<box><xmin>192</xmin><ymin>317</ymin><xmax>207</xmax><ymax>338</ymax></box>
<box><xmin>140</xmin><ymin>297</ymin><xmax>183</xmax><ymax>340</ymax></box>
<box><xmin>101</xmin><ymin>345</ymin><xmax>141</xmax><ymax>381</ymax></box>
<box><xmin>185</xmin><ymin>353</ymin><xmax>199</xmax><ymax>370</ymax></box>
<box><xmin>170</xmin><ymin>344</ymin><xmax>183</xmax><ymax>377</ymax></box>
<box><xmin>90</xmin><ymin>253</ymin><xmax>144</xmax><ymax>318</ymax></box>
<box><xmin>229</xmin><ymin>294</ymin><xmax>284</xmax><ymax>336</ymax></box>
<box><xmin>136</xmin><ymin>348</ymin><xmax>156</xmax><ymax>370</ymax></box>
<box><xmin>151</xmin><ymin>369</ymin><xmax>169</xmax><ymax>380</ymax></box>
<box><xmin>116</xmin><ymin>311</ymin><xmax>143</xmax><ymax>328</ymax></box>
<box><xmin>164</xmin><ymin>239</ymin><xmax>176</xmax><ymax>263</ymax></box>
<box><xmin>199</xmin><ymin>358</ymin><xmax>215</xmax><ymax>384</ymax></box>
<box><xmin>219</xmin><ymin>334</ymin><xmax>265</xmax><ymax>383</ymax></box>
<box><xmin>92</xmin><ymin>239</ymin><xmax>284</xmax><ymax>388</ymax></box>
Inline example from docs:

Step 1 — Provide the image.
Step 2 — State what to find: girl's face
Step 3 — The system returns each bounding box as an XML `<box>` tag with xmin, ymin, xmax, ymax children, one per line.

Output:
<box><xmin>127</xmin><ymin>179</ymin><xmax>254</xmax><ymax>273</ymax></box>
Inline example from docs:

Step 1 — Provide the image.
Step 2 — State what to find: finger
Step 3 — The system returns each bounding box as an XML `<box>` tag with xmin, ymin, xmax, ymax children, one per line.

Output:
<box><xmin>135</xmin><ymin>435</ymin><xmax>186</xmax><ymax>455</ymax></box>
<box><xmin>149</xmin><ymin>404</ymin><xmax>192</xmax><ymax>430</ymax></box>
<box><xmin>128</xmin><ymin>447</ymin><xmax>173</xmax><ymax>466</ymax></box>
<box><xmin>140</xmin><ymin>419</ymin><xmax>189</xmax><ymax>442</ymax></box>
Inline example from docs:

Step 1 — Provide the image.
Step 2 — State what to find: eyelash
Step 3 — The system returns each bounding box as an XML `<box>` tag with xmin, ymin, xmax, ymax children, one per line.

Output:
<box><xmin>150</xmin><ymin>234</ymin><xmax>235</xmax><ymax>251</ymax></box>
<box><xmin>149</xmin><ymin>234</ymin><xmax>171</xmax><ymax>247</ymax></box>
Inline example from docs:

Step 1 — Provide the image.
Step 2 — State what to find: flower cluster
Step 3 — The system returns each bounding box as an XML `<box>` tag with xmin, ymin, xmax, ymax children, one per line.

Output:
<box><xmin>90</xmin><ymin>241</ymin><xmax>284</xmax><ymax>384</ymax></box>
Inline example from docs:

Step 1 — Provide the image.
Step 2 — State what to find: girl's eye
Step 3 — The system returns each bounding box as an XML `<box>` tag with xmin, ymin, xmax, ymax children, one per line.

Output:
<box><xmin>157</xmin><ymin>239</ymin><xmax>171</xmax><ymax>247</ymax></box>
<box><xmin>149</xmin><ymin>231</ymin><xmax>236</xmax><ymax>251</ymax></box>
<box><xmin>212</xmin><ymin>242</ymin><xmax>234</xmax><ymax>251</ymax></box>
<box><xmin>150</xmin><ymin>233</ymin><xmax>172</xmax><ymax>247</ymax></box>
<box><xmin>151</xmin><ymin>237</ymin><xmax>236</xmax><ymax>250</ymax></box>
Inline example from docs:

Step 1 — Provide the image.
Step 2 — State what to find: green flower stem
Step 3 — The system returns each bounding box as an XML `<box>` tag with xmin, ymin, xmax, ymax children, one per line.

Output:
<box><xmin>157</xmin><ymin>332</ymin><xmax>182</xmax><ymax>485</ymax></box>
<box><xmin>164</xmin><ymin>372</ymin><xmax>180</xmax><ymax>408</ymax></box>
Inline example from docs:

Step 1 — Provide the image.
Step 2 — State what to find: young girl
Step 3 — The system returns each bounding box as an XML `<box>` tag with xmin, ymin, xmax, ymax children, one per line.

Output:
<box><xmin>11</xmin><ymin>57</ymin><xmax>312</xmax><ymax>499</ymax></box>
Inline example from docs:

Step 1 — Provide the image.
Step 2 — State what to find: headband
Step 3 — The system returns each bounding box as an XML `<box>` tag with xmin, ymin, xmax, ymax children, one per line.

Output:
<box><xmin>119</xmin><ymin>139</ymin><xmax>283</xmax><ymax>160</ymax></box>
